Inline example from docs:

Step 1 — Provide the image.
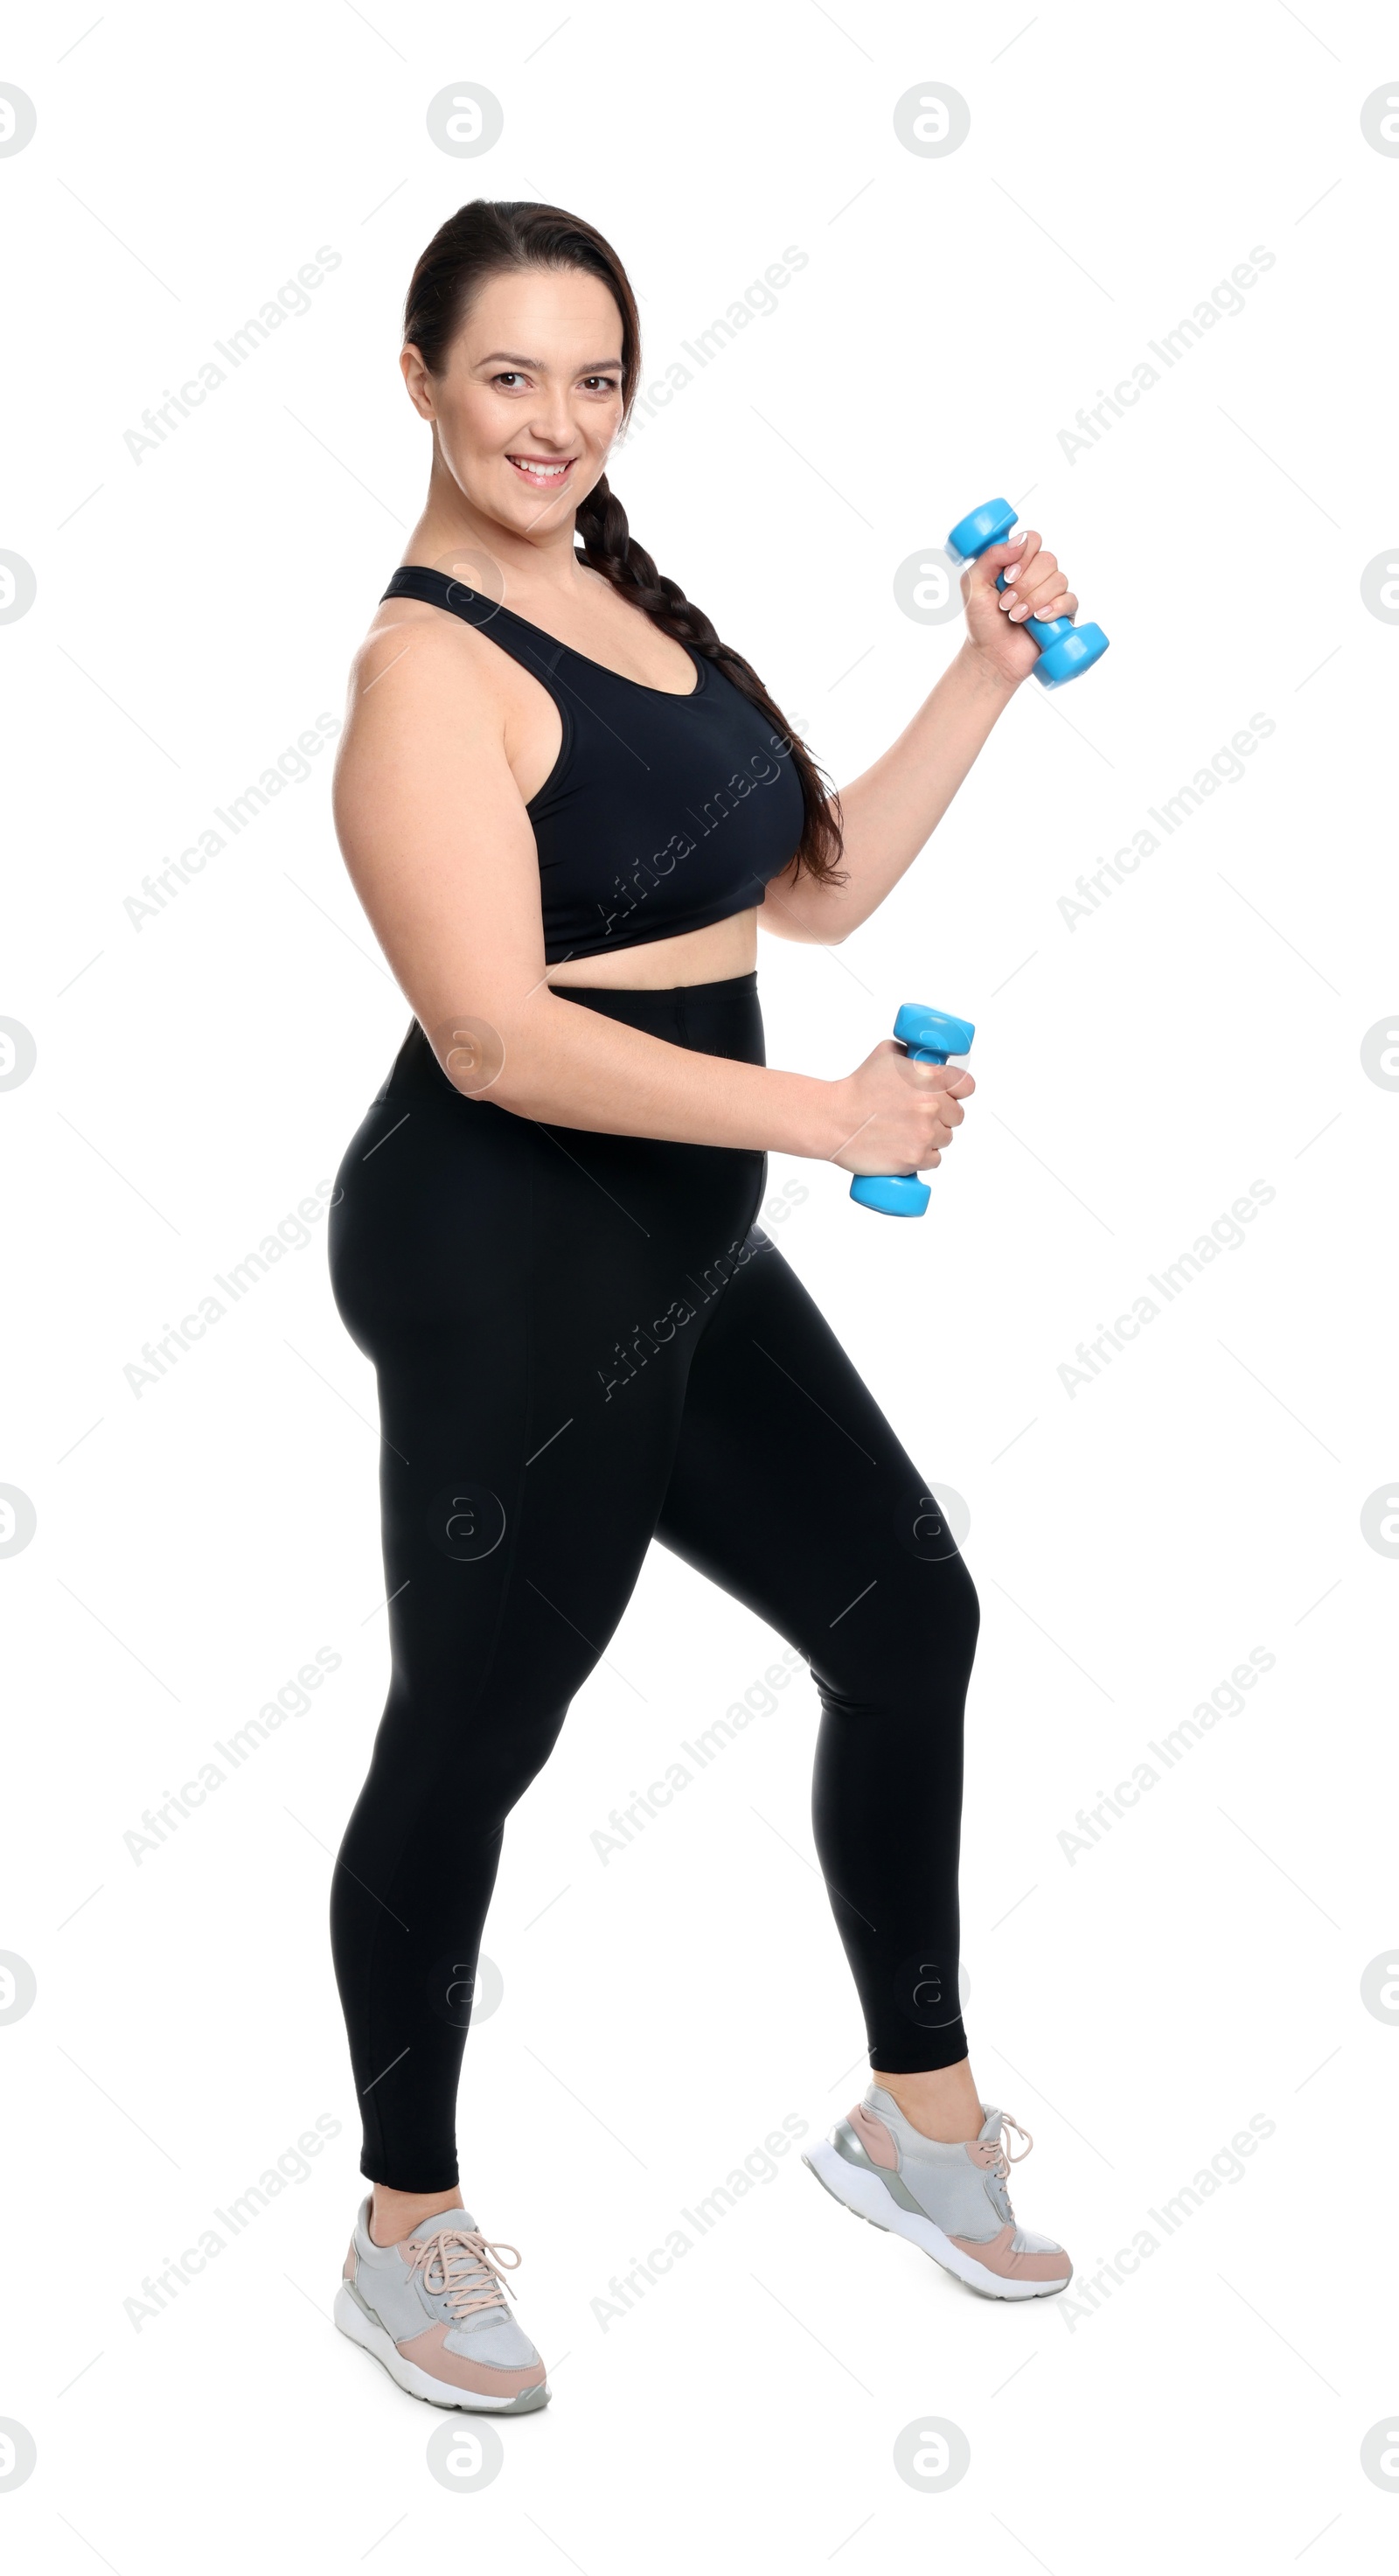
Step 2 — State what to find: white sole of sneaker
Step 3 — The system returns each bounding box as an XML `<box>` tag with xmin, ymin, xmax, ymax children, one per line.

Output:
<box><xmin>802</xmin><ymin>2140</ymin><xmax>1071</xmax><ymax>2301</ymax></box>
<box><xmin>333</xmin><ymin>2283</ymin><xmax>551</xmax><ymax>2411</ymax></box>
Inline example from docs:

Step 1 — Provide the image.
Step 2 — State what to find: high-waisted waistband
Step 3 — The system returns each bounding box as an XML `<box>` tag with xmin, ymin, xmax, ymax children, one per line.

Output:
<box><xmin>380</xmin><ymin>971</ymin><xmax>764</xmax><ymax>1108</ymax></box>
<box><xmin>547</xmin><ymin>970</ymin><xmax>763</xmax><ymax>1062</ymax></box>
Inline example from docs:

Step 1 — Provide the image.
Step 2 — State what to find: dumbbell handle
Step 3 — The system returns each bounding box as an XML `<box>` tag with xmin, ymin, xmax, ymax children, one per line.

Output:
<box><xmin>849</xmin><ymin>1005</ymin><xmax>976</xmax><ymax>1218</ymax></box>
<box><xmin>945</xmin><ymin>498</ymin><xmax>1110</xmax><ymax>687</ymax></box>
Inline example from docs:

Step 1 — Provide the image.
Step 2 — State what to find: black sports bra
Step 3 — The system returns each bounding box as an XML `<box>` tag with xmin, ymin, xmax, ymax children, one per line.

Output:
<box><xmin>380</xmin><ymin>565</ymin><xmax>806</xmax><ymax>966</ymax></box>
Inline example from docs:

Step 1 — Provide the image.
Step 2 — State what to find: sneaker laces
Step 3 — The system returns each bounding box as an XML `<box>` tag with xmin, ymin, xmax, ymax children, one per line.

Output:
<box><xmin>986</xmin><ymin>2113</ymin><xmax>1034</xmax><ymax>2187</ymax></box>
<box><xmin>407</xmin><ymin>2224</ymin><xmax>522</xmax><ymax>2322</ymax></box>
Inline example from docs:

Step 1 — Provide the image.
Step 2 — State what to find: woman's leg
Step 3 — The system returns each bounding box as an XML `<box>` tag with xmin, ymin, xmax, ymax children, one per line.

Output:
<box><xmin>329</xmin><ymin>1164</ymin><xmax>701</xmax><ymax>2195</ymax></box>
<box><xmin>326</xmin><ymin>998</ymin><xmax>771</xmax><ymax>2202</ymax></box>
<box><xmin>653</xmin><ymin>1226</ymin><xmax>984</xmax><ymax>2138</ymax></box>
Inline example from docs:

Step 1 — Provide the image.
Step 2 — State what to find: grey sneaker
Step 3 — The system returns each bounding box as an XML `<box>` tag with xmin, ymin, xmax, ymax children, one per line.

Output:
<box><xmin>335</xmin><ymin>2199</ymin><xmax>550</xmax><ymax>2410</ymax></box>
<box><xmin>804</xmin><ymin>2082</ymin><xmax>1072</xmax><ymax>2300</ymax></box>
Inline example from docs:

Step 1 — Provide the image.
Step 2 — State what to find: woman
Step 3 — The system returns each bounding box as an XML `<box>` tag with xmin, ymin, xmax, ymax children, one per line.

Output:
<box><xmin>328</xmin><ymin>199</ymin><xmax>1075</xmax><ymax>2416</ymax></box>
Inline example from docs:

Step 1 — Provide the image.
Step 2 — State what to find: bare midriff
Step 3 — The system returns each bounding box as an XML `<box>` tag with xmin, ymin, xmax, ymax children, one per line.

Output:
<box><xmin>546</xmin><ymin>905</ymin><xmax>759</xmax><ymax>990</ymax></box>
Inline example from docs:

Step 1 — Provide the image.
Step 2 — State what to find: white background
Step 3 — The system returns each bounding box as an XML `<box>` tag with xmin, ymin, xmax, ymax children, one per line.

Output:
<box><xmin>2</xmin><ymin>0</ymin><xmax>1396</xmax><ymax>2566</ymax></box>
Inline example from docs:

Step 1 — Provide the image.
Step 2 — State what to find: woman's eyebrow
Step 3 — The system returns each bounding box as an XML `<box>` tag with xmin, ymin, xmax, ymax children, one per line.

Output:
<box><xmin>474</xmin><ymin>349</ymin><xmax>623</xmax><ymax>371</ymax></box>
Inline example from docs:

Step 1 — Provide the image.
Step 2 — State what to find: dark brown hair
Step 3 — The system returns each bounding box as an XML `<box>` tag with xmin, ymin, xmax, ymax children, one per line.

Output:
<box><xmin>402</xmin><ymin>199</ymin><xmax>845</xmax><ymax>888</ymax></box>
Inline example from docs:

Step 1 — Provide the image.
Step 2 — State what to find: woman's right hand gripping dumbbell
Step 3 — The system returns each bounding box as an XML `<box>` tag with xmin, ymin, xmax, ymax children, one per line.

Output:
<box><xmin>828</xmin><ymin>1041</ymin><xmax>975</xmax><ymax>1179</ymax></box>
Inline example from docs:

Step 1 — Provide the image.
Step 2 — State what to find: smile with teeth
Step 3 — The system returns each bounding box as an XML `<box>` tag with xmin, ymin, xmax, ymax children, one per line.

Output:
<box><xmin>507</xmin><ymin>455</ymin><xmax>574</xmax><ymax>484</ymax></box>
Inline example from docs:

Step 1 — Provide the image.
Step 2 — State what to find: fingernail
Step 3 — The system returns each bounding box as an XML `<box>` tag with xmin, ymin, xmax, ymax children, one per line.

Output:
<box><xmin>999</xmin><ymin>588</ymin><xmax>1017</xmax><ymax>608</ymax></box>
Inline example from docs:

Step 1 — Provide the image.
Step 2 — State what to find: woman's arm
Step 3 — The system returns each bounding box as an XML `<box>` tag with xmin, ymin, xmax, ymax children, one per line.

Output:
<box><xmin>331</xmin><ymin>616</ymin><xmax>973</xmax><ymax>1175</ymax></box>
<box><xmin>761</xmin><ymin>523</ymin><xmax>1079</xmax><ymax>944</ymax></box>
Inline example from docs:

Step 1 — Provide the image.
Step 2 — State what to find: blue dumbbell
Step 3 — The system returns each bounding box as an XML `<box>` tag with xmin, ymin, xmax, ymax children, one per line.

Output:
<box><xmin>945</xmin><ymin>498</ymin><xmax>1109</xmax><ymax>686</ymax></box>
<box><xmin>850</xmin><ymin>1004</ymin><xmax>976</xmax><ymax>1217</ymax></box>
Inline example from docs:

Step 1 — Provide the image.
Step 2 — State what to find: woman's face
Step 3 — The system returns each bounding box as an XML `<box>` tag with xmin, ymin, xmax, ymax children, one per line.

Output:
<box><xmin>404</xmin><ymin>265</ymin><xmax>626</xmax><ymax>537</ymax></box>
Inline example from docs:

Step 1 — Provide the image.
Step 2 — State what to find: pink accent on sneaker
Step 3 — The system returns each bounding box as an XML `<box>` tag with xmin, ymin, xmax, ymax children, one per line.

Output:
<box><xmin>950</xmin><ymin>2223</ymin><xmax>1071</xmax><ymax>2283</ymax></box>
<box><xmin>846</xmin><ymin>2104</ymin><xmax>900</xmax><ymax>2169</ymax></box>
<box><xmin>344</xmin><ymin>2235</ymin><xmax>358</xmax><ymax>2281</ymax></box>
<box><xmin>965</xmin><ymin>2140</ymin><xmax>1001</xmax><ymax>2169</ymax></box>
<box><xmin>394</xmin><ymin>2322</ymin><xmax>546</xmax><ymax>2398</ymax></box>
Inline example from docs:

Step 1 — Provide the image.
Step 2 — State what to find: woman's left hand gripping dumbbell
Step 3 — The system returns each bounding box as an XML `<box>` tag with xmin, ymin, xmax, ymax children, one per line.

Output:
<box><xmin>827</xmin><ymin>1040</ymin><xmax>977</xmax><ymax>1181</ymax></box>
<box><xmin>961</xmin><ymin>522</ymin><xmax>1080</xmax><ymax>683</ymax></box>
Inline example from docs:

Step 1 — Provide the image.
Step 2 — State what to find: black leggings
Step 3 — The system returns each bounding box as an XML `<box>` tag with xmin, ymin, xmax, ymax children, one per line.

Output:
<box><xmin>328</xmin><ymin>974</ymin><xmax>978</xmax><ymax>2191</ymax></box>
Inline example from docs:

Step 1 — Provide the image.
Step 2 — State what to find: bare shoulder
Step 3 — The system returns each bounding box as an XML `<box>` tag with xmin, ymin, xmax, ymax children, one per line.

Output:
<box><xmin>331</xmin><ymin>594</ymin><xmax>530</xmax><ymax>895</ymax></box>
<box><xmin>341</xmin><ymin>594</ymin><xmax>516</xmax><ymax>754</ymax></box>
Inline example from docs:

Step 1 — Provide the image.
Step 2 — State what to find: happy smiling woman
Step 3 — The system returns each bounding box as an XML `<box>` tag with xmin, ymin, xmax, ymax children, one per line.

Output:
<box><xmin>327</xmin><ymin>198</ymin><xmax>1078</xmax><ymax>2415</ymax></box>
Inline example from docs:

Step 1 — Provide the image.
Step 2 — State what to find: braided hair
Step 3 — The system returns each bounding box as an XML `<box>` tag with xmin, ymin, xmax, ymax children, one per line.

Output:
<box><xmin>402</xmin><ymin>199</ymin><xmax>846</xmax><ymax>889</ymax></box>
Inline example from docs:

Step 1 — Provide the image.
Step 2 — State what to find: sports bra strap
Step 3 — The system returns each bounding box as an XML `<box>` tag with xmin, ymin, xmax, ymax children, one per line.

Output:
<box><xmin>379</xmin><ymin>564</ymin><xmax>570</xmax><ymax>693</ymax></box>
